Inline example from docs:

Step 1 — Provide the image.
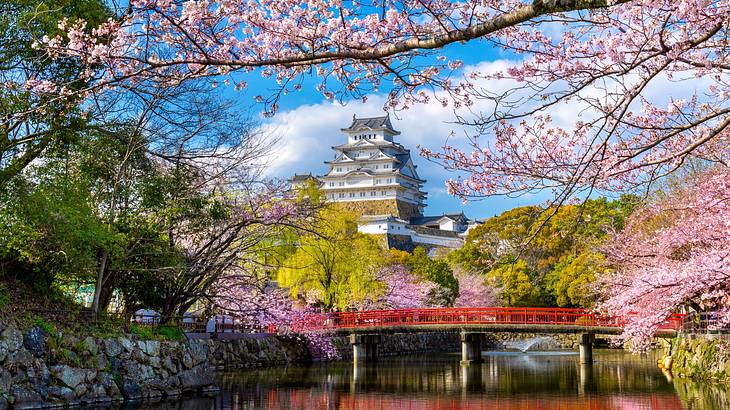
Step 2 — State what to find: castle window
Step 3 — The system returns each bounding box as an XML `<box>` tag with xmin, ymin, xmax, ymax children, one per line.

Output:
<box><xmin>383</xmin><ymin>164</ymin><xmax>389</xmax><ymax>169</ymax></box>
<box><xmin>339</xmin><ymin>181</ymin><xmax>344</xmax><ymax>187</ymax></box>
<box><xmin>376</xmin><ymin>179</ymin><xmax>381</xmax><ymax>184</ymax></box>
<box><xmin>381</xmin><ymin>190</ymin><xmax>386</xmax><ymax>195</ymax></box>
<box><xmin>370</xmin><ymin>191</ymin><xmax>375</xmax><ymax>197</ymax></box>
<box><xmin>349</xmin><ymin>192</ymin><xmax>355</xmax><ymax>198</ymax></box>
<box><xmin>329</xmin><ymin>182</ymin><xmax>334</xmax><ymax>187</ymax></box>
<box><xmin>375</xmin><ymin>165</ymin><xmax>379</xmax><ymax>169</ymax></box>
<box><xmin>339</xmin><ymin>193</ymin><xmax>344</xmax><ymax>198</ymax></box>
<box><xmin>387</xmin><ymin>178</ymin><xmax>392</xmax><ymax>183</ymax></box>
<box><xmin>336</xmin><ymin>167</ymin><xmax>342</xmax><ymax>172</ymax></box>
<box><xmin>360</xmin><ymin>191</ymin><xmax>365</xmax><ymax>197</ymax></box>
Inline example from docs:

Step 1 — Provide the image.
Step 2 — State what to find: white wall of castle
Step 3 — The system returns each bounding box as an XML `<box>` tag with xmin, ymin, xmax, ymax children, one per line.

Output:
<box><xmin>357</xmin><ymin>220</ymin><xmax>464</xmax><ymax>249</ymax></box>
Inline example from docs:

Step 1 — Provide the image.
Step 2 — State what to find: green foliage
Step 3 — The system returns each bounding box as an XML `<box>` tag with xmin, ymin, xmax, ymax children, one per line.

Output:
<box><xmin>406</xmin><ymin>247</ymin><xmax>458</xmax><ymax>306</ymax></box>
<box><xmin>545</xmin><ymin>251</ymin><xmax>608</xmax><ymax>307</ymax></box>
<box><xmin>487</xmin><ymin>259</ymin><xmax>535</xmax><ymax>306</ymax></box>
<box><xmin>156</xmin><ymin>326</ymin><xmax>185</xmax><ymax>341</ymax></box>
<box><xmin>128</xmin><ymin>324</ymin><xmax>185</xmax><ymax>341</ymax></box>
<box><xmin>0</xmin><ymin>0</ymin><xmax>111</xmax><ymax>187</ymax></box>
<box><xmin>278</xmin><ymin>207</ymin><xmax>386</xmax><ymax>311</ymax></box>
<box><xmin>33</xmin><ymin>316</ymin><xmax>57</xmax><ymax>335</ymax></box>
<box><xmin>129</xmin><ymin>324</ymin><xmax>155</xmax><ymax>340</ymax></box>
<box><xmin>450</xmin><ymin>197</ymin><xmax>637</xmax><ymax>307</ymax></box>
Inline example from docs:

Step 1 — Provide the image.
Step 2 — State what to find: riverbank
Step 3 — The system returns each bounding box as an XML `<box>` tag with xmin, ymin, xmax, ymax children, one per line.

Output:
<box><xmin>0</xmin><ymin>322</ymin><xmax>470</xmax><ymax>408</ymax></box>
<box><xmin>670</xmin><ymin>334</ymin><xmax>730</xmax><ymax>383</ymax></box>
<box><xmin>4</xmin><ymin>319</ymin><xmax>728</xmax><ymax>409</ymax></box>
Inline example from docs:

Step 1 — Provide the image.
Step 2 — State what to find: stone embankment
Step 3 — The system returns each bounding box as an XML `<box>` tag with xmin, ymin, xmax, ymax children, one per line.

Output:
<box><xmin>2</xmin><ymin>322</ymin><xmax>662</xmax><ymax>409</ymax></box>
<box><xmin>332</xmin><ymin>332</ymin><xmax>461</xmax><ymax>360</ymax></box>
<box><xmin>669</xmin><ymin>335</ymin><xmax>730</xmax><ymax>383</ymax></box>
<box><xmin>0</xmin><ymin>323</ymin><xmax>214</xmax><ymax>409</ymax></box>
<box><xmin>0</xmin><ymin>323</ymin><xmax>328</xmax><ymax>409</ymax></box>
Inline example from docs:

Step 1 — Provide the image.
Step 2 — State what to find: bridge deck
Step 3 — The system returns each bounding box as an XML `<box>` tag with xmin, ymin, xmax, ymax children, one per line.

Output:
<box><xmin>294</xmin><ymin>307</ymin><xmax>683</xmax><ymax>337</ymax></box>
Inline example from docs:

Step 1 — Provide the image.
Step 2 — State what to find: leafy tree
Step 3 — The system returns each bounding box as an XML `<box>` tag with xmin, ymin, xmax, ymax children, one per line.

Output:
<box><xmin>449</xmin><ymin>197</ymin><xmax>637</xmax><ymax>307</ymax></box>
<box><xmin>0</xmin><ymin>0</ymin><xmax>110</xmax><ymax>187</ymax></box>
<box><xmin>545</xmin><ymin>251</ymin><xmax>608</xmax><ymax>308</ymax></box>
<box><xmin>277</xmin><ymin>207</ymin><xmax>385</xmax><ymax>311</ymax></box>
<box><xmin>487</xmin><ymin>260</ymin><xmax>534</xmax><ymax>307</ymax></box>
<box><xmin>401</xmin><ymin>247</ymin><xmax>458</xmax><ymax>306</ymax></box>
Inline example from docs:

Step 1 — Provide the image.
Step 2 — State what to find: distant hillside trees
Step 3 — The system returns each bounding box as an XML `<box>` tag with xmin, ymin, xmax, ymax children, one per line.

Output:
<box><xmin>448</xmin><ymin>196</ymin><xmax>638</xmax><ymax>307</ymax></box>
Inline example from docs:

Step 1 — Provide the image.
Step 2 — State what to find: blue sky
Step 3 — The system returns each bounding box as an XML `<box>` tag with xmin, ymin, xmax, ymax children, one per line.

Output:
<box><xmin>223</xmin><ymin>43</ymin><xmax>549</xmax><ymax>220</ymax></box>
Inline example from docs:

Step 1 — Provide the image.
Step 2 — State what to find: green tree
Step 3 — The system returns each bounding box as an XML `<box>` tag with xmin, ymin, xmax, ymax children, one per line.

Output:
<box><xmin>487</xmin><ymin>259</ymin><xmax>534</xmax><ymax>306</ymax></box>
<box><xmin>449</xmin><ymin>197</ymin><xmax>637</xmax><ymax>307</ymax></box>
<box><xmin>277</xmin><ymin>207</ymin><xmax>385</xmax><ymax>311</ymax></box>
<box><xmin>406</xmin><ymin>247</ymin><xmax>458</xmax><ymax>306</ymax></box>
<box><xmin>0</xmin><ymin>0</ymin><xmax>110</xmax><ymax>187</ymax></box>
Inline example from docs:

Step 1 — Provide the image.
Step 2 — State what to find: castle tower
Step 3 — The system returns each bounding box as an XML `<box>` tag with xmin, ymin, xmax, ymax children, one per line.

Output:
<box><xmin>319</xmin><ymin>114</ymin><xmax>426</xmax><ymax>220</ymax></box>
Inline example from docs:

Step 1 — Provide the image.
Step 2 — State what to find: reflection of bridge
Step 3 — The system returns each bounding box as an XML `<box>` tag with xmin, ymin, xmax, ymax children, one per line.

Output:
<box><xmin>295</xmin><ymin>307</ymin><xmax>685</xmax><ymax>365</ymax></box>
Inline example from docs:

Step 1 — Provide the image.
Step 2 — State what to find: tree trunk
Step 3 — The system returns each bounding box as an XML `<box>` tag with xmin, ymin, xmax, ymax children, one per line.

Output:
<box><xmin>91</xmin><ymin>251</ymin><xmax>109</xmax><ymax>315</ymax></box>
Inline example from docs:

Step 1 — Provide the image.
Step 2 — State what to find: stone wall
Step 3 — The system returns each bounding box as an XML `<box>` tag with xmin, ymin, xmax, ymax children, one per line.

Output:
<box><xmin>196</xmin><ymin>335</ymin><xmax>310</xmax><ymax>369</ymax></box>
<box><xmin>670</xmin><ymin>334</ymin><xmax>730</xmax><ymax>383</ymax></box>
<box><xmin>331</xmin><ymin>332</ymin><xmax>461</xmax><ymax>360</ymax></box>
<box><xmin>0</xmin><ymin>323</ymin><xmax>335</xmax><ymax>409</ymax></box>
<box><xmin>0</xmin><ymin>324</ymin><xmax>213</xmax><ymax>409</ymax></box>
<box><xmin>332</xmin><ymin>199</ymin><xmax>421</xmax><ymax>220</ymax></box>
<box><xmin>492</xmin><ymin>333</ymin><xmax>584</xmax><ymax>349</ymax></box>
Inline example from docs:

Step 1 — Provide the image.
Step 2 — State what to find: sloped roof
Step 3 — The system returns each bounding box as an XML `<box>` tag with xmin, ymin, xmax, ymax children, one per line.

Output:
<box><xmin>291</xmin><ymin>173</ymin><xmax>315</xmax><ymax>182</ymax></box>
<box><xmin>341</xmin><ymin>114</ymin><xmax>400</xmax><ymax>134</ymax></box>
<box><xmin>410</xmin><ymin>212</ymin><xmax>468</xmax><ymax>226</ymax></box>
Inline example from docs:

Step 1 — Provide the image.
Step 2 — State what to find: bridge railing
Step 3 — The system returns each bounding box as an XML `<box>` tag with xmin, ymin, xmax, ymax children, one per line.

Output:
<box><xmin>293</xmin><ymin>307</ymin><xmax>685</xmax><ymax>332</ymax></box>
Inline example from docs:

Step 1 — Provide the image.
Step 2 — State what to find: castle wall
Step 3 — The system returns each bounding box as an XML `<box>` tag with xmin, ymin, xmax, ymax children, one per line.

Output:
<box><xmin>332</xmin><ymin>199</ymin><xmax>421</xmax><ymax>220</ymax></box>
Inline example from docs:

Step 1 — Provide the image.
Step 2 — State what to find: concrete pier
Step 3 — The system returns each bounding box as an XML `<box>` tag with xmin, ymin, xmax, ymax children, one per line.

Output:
<box><xmin>579</xmin><ymin>333</ymin><xmax>594</xmax><ymax>364</ymax></box>
<box><xmin>350</xmin><ymin>334</ymin><xmax>380</xmax><ymax>363</ymax></box>
<box><xmin>460</xmin><ymin>332</ymin><xmax>484</xmax><ymax>364</ymax></box>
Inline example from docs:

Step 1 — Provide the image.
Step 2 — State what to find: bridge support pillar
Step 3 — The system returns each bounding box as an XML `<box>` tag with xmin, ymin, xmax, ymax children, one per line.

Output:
<box><xmin>460</xmin><ymin>332</ymin><xmax>484</xmax><ymax>364</ymax></box>
<box><xmin>350</xmin><ymin>334</ymin><xmax>380</xmax><ymax>363</ymax></box>
<box><xmin>579</xmin><ymin>333</ymin><xmax>594</xmax><ymax>364</ymax></box>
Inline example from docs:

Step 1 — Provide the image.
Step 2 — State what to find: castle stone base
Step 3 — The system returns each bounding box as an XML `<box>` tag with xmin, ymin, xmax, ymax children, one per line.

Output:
<box><xmin>332</xmin><ymin>199</ymin><xmax>421</xmax><ymax>220</ymax></box>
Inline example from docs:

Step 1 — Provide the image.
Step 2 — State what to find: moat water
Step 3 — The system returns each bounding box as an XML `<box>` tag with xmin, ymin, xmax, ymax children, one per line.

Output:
<box><xmin>141</xmin><ymin>349</ymin><xmax>730</xmax><ymax>410</ymax></box>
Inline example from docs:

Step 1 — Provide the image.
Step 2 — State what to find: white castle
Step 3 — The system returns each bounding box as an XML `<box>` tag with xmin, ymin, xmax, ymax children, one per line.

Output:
<box><xmin>291</xmin><ymin>114</ymin><xmax>477</xmax><ymax>250</ymax></box>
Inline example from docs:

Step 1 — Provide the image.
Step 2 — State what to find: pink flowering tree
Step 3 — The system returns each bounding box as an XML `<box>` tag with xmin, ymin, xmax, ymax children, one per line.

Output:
<box><xmin>453</xmin><ymin>267</ymin><xmax>501</xmax><ymax>308</ymax></box>
<box><xmin>215</xmin><ymin>277</ymin><xmax>339</xmax><ymax>359</ymax></box>
<box><xmin>24</xmin><ymin>0</ymin><xmax>730</xmax><ymax>337</ymax></box>
<box><xmin>595</xmin><ymin>166</ymin><xmax>730</xmax><ymax>350</ymax></box>
<box><xmin>359</xmin><ymin>264</ymin><xmax>436</xmax><ymax>309</ymax></box>
<box><xmin>30</xmin><ymin>0</ymin><xmax>726</xmax><ymax>193</ymax></box>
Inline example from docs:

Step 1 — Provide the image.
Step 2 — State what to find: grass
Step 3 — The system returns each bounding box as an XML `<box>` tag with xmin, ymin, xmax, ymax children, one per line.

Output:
<box><xmin>129</xmin><ymin>324</ymin><xmax>186</xmax><ymax>341</ymax></box>
<box><xmin>0</xmin><ymin>278</ymin><xmax>187</xmax><ymax>341</ymax></box>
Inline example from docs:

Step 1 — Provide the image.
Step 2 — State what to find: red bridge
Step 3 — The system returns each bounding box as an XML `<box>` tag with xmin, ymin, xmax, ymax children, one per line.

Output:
<box><xmin>295</xmin><ymin>307</ymin><xmax>684</xmax><ymax>334</ymax></box>
<box><xmin>293</xmin><ymin>307</ymin><xmax>685</xmax><ymax>364</ymax></box>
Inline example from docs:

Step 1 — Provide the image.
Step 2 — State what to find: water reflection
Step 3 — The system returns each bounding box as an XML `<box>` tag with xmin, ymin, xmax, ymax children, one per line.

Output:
<box><xmin>136</xmin><ymin>349</ymin><xmax>730</xmax><ymax>410</ymax></box>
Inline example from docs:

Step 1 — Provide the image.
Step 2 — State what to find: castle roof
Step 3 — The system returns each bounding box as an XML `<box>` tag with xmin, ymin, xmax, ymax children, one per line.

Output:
<box><xmin>341</xmin><ymin>114</ymin><xmax>400</xmax><ymax>135</ymax></box>
<box><xmin>410</xmin><ymin>212</ymin><xmax>468</xmax><ymax>225</ymax></box>
<box><xmin>290</xmin><ymin>173</ymin><xmax>315</xmax><ymax>182</ymax></box>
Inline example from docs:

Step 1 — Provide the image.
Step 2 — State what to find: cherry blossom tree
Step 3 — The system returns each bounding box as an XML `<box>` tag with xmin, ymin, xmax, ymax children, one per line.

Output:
<box><xmin>361</xmin><ymin>264</ymin><xmax>436</xmax><ymax>309</ymax></box>
<box><xmin>595</xmin><ymin>166</ymin><xmax>730</xmax><ymax>350</ymax></box>
<box><xmin>20</xmin><ymin>0</ymin><xmax>730</xmax><ymax>337</ymax></box>
<box><xmin>215</xmin><ymin>277</ymin><xmax>340</xmax><ymax>359</ymax></box>
<box><xmin>453</xmin><ymin>267</ymin><xmax>501</xmax><ymax>307</ymax></box>
<box><xmin>29</xmin><ymin>0</ymin><xmax>727</xmax><ymax>201</ymax></box>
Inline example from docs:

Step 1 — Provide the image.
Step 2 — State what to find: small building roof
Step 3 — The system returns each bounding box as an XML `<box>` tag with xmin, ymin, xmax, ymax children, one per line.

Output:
<box><xmin>290</xmin><ymin>173</ymin><xmax>315</xmax><ymax>182</ymax></box>
<box><xmin>410</xmin><ymin>212</ymin><xmax>468</xmax><ymax>226</ymax></box>
<box><xmin>341</xmin><ymin>114</ymin><xmax>400</xmax><ymax>135</ymax></box>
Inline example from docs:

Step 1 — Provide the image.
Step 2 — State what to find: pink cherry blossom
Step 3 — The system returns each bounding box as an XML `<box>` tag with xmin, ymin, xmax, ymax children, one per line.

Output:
<box><xmin>595</xmin><ymin>166</ymin><xmax>730</xmax><ymax>351</ymax></box>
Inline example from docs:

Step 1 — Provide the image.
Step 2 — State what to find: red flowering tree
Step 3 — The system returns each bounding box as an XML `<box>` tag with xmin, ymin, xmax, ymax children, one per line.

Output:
<box><xmin>595</xmin><ymin>167</ymin><xmax>730</xmax><ymax>350</ymax></box>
